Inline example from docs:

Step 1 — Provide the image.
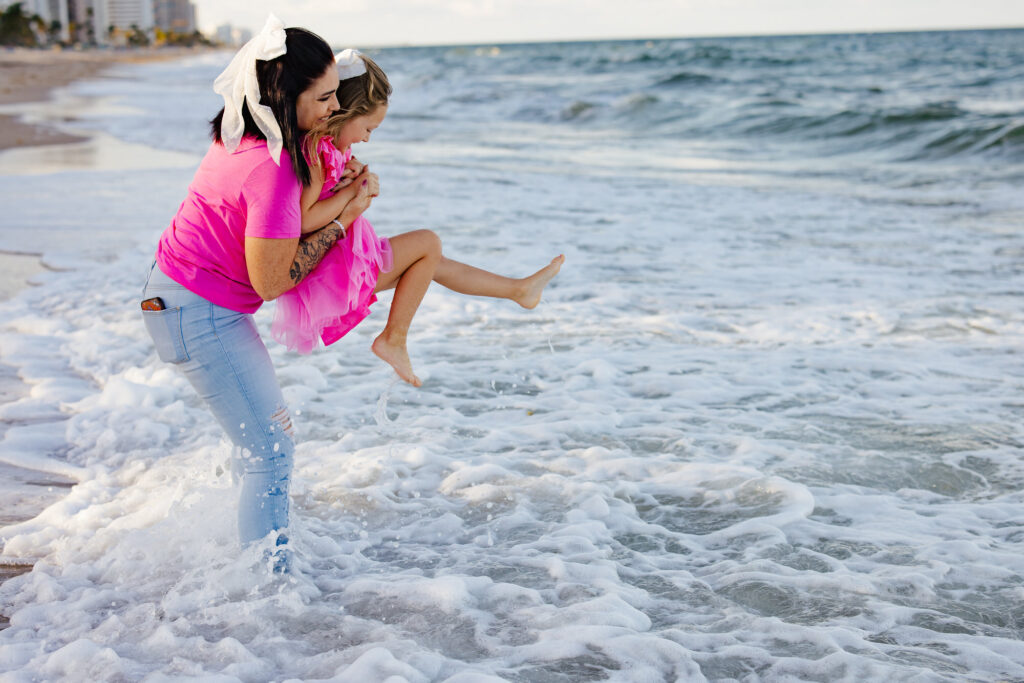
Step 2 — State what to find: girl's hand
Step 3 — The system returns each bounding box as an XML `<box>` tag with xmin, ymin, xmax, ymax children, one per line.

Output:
<box><xmin>346</xmin><ymin>156</ymin><xmax>366</xmax><ymax>176</ymax></box>
<box><xmin>339</xmin><ymin>168</ymin><xmax>374</xmax><ymax>222</ymax></box>
<box><xmin>330</xmin><ymin>157</ymin><xmax>367</xmax><ymax>192</ymax></box>
<box><xmin>330</xmin><ymin>167</ymin><xmax>358</xmax><ymax>193</ymax></box>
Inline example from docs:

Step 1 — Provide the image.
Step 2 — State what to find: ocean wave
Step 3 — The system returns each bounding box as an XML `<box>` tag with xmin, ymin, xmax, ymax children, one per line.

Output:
<box><xmin>881</xmin><ymin>101</ymin><xmax>965</xmax><ymax>124</ymax></box>
<box><xmin>737</xmin><ymin>102</ymin><xmax>965</xmax><ymax>137</ymax></box>
<box><xmin>656</xmin><ymin>71</ymin><xmax>717</xmax><ymax>87</ymax></box>
<box><xmin>464</xmin><ymin>33</ymin><xmax>1021</xmax><ymax>166</ymax></box>
<box><xmin>676</xmin><ymin>44</ymin><xmax>733</xmax><ymax>64</ymax></box>
<box><xmin>561</xmin><ymin>100</ymin><xmax>600</xmax><ymax>120</ymax></box>
<box><xmin>503</xmin><ymin>87</ymin><xmax>1022</xmax><ymax>163</ymax></box>
<box><xmin>908</xmin><ymin>120</ymin><xmax>1024</xmax><ymax>160</ymax></box>
<box><xmin>618</xmin><ymin>93</ymin><xmax>660</xmax><ymax>113</ymax></box>
<box><xmin>715</xmin><ymin>100</ymin><xmax>1024</xmax><ymax>161</ymax></box>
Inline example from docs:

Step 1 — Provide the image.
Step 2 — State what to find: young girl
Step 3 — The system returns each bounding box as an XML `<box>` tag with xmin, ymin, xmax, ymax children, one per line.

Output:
<box><xmin>271</xmin><ymin>50</ymin><xmax>564</xmax><ymax>387</ymax></box>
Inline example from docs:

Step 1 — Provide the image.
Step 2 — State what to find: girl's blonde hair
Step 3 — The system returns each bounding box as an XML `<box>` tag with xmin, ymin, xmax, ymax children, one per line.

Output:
<box><xmin>305</xmin><ymin>54</ymin><xmax>391</xmax><ymax>168</ymax></box>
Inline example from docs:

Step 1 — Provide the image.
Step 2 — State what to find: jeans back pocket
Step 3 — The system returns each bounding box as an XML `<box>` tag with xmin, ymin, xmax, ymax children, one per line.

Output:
<box><xmin>142</xmin><ymin>307</ymin><xmax>190</xmax><ymax>364</ymax></box>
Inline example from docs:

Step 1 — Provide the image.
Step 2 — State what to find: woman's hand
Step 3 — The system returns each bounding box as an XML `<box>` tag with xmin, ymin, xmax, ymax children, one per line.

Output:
<box><xmin>364</xmin><ymin>169</ymin><xmax>380</xmax><ymax>197</ymax></box>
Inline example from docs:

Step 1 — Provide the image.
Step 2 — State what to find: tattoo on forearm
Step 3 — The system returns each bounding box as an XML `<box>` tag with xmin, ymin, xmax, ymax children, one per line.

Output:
<box><xmin>289</xmin><ymin>225</ymin><xmax>342</xmax><ymax>284</ymax></box>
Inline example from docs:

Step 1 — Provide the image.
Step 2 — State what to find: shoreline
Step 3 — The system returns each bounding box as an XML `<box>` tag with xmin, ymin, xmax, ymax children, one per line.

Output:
<box><xmin>0</xmin><ymin>49</ymin><xmax>106</xmax><ymax>149</ymax></box>
<box><xmin>0</xmin><ymin>46</ymin><xmax>208</xmax><ymax>291</ymax></box>
<box><xmin>0</xmin><ymin>47</ymin><xmax>214</xmax><ymax>150</ymax></box>
<box><xmin>0</xmin><ymin>251</ymin><xmax>47</xmax><ymax>302</ymax></box>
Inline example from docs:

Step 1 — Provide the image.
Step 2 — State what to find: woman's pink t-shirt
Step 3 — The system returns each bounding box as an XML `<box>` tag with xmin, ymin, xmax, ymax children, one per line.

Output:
<box><xmin>156</xmin><ymin>138</ymin><xmax>301</xmax><ymax>313</ymax></box>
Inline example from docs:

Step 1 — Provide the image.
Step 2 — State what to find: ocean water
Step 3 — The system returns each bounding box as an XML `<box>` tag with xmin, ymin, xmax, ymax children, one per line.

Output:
<box><xmin>0</xmin><ymin>29</ymin><xmax>1023</xmax><ymax>681</ymax></box>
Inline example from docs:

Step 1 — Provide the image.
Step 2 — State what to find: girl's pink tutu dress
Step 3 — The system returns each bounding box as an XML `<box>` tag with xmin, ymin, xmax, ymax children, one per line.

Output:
<box><xmin>271</xmin><ymin>137</ymin><xmax>393</xmax><ymax>354</ymax></box>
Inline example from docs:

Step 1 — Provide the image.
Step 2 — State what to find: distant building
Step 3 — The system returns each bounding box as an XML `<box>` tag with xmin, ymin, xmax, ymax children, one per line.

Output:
<box><xmin>214</xmin><ymin>23</ymin><xmax>230</xmax><ymax>45</ymax></box>
<box><xmin>95</xmin><ymin>0</ymin><xmax>154</xmax><ymax>41</ymax></box>
<box><xmin>1</xmin><ymin>0</ymin><xmax>198</xmax><ymax>44</ymax></box>
<box><xmin>43</xmin><ymin>0</ymin><xmax>70</xmax><ymax>40</ymax></box>
<box><xmin>153</xmin><ymin>0</ymin><xmax>193</xmax><ymax>35</ymax></box>
<box><xmin>65</xmin><ymin>0</ymin><xmax>89</xmax><ymax>42</ymax></box>
<box><xmin>215</xmin><ymin>23</ymin><xmax>251</xmax><ymax>47</ymax></box>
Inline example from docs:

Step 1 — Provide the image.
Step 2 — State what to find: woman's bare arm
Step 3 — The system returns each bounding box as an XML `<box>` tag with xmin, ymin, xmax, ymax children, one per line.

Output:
<box><xmin>299</xmin><ymin>180</ymin><xmax>362</xmax><ymax>234</ymax></box>
<box><xmin>247</xmin><ymin>172</ymin><xmax>375</xmax><ymax>300</ymax></box>
<box><xmin>245</xmin><ymin>229</ymin><xmax>337</xmax><ymax>301</ymax></box>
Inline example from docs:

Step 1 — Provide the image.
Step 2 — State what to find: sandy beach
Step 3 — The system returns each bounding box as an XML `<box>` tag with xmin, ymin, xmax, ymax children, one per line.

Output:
<box><xmin>0</xmin><ymin>51</ymin><xmax>97</xmax><ymax>149</ymax></box>
<box><xmin>0</xmin><ymin>48</ymin><xmax>201</xmax><ymax>149</ymax></box>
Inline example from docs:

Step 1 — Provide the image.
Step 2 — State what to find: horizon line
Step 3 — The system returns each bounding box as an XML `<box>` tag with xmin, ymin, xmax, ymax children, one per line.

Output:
<box><xmin>347</xmin><ymin>24</ymin><xmax>1023</xmax><ymax>50</ymax></box>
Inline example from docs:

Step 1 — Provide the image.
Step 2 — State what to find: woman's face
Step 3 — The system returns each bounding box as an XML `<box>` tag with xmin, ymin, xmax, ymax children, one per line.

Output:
<box><xmin>334</xmin><ymin>104</ymin><xmax>388</xmax><ymax>151</ymax></box>
<box><xmin>296</xmin><ymin>67</ymin><xmax>341</xmax><ymax>132</ymax></box>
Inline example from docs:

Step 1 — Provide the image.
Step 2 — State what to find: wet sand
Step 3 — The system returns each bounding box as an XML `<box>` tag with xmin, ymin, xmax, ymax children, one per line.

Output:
<box><xmin>0</xmin><ymin>51</ymin><xmax>88</xmax><ymax>300</ymax></box>
<box><xmin>0</xmin><ymin>50</ymin><xmax>107</xmax><ymax>149</ymax></box>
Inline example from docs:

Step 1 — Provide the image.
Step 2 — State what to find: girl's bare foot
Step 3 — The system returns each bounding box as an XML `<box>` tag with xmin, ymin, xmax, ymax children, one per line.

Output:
<box><xmin>372</xmin><ymin>334</ymin><xmax>422</xmax><ymax>387</ymax></box>
<box><xmin>515</xmin><ymin>255</ymin><xmax>565</xmax><ymax>309</ymax></box>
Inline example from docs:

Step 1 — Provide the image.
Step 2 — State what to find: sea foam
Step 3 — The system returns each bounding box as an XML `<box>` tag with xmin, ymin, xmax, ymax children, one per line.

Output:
<box><xmin>2</xmin><ymin>33</ymin><xmax>1024</xmax><ymax>681</ymax></box>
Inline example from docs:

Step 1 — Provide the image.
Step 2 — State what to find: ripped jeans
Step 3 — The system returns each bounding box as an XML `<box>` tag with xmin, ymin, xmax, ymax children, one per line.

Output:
<box><xmin>142</xmin><ymin>262</ymin><xmax>295</xmax><ymax>546</ymax></box>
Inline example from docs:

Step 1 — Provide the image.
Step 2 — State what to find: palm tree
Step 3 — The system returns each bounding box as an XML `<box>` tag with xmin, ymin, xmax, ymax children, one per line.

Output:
<box><xmin>0</xmin><ymin>3</ymin><xmax>38</xmax><ymax>47</ymax></box>
<box><xmin>48</xmin><ymin>19</ymin><xmax>62</xmax><ymax>45</ymax></box>
<box><xmin>128</xmin><ymin>22</ymin><xmax>149</xmax><ymax>46</ymax></box>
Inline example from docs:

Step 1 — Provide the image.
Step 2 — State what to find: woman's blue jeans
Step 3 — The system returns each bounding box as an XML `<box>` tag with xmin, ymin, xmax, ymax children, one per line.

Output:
<box><xmin>141</xmin><ymin>263</ymin><xmax>294</xmax><ymax>547</ymax></box>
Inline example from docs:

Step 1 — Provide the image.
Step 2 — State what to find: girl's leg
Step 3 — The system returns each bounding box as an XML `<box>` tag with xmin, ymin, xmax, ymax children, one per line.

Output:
<box><xmin>376</xmin><ymin>232</ymin><xmax>564</xmax><ymax>306</ymax></box>
<box><xmin>371</xmin><ymin>230</ymin><xmax>564</xmax><ymax>385</ymax></box>
<box><xmin>372</xmin><ymin>230</ymin><xmax>442</xmax><ymax>386</ymax></box>
<box><xmin>433</xmin><ymin>254</ymin><xmax>564</xmax><ymax>308</ymax></box>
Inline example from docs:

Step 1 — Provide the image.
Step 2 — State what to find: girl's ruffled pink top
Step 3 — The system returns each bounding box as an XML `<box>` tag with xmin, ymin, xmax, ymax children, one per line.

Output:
<box><xmin>271</xmin><ymin>136</ymin><xmax>393</xmax><ymax>353</ymax></box>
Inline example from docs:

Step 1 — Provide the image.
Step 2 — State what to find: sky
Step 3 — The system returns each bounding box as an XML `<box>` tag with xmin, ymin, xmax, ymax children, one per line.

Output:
<box><xmin>192</xmin><ymin>0</ymin><xmax>1024</xmax><ymax>47</ymax></box>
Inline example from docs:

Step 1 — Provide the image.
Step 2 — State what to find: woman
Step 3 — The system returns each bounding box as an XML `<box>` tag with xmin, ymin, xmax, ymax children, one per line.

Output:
<box><xmin>140</xmin><ymin>17</ymin><xmax>374</xmax><ymax>560</ymax></box>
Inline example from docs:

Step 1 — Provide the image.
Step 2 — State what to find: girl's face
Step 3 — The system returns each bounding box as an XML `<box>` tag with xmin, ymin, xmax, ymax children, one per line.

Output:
<box><xmin>296</xmin><ymin>67</ymin><xmax>340</xmax><ymax>132</ymax></box>
<box><xmin>333</xmin><ymin>105</ymin><xmax>388</xmax><ymax>150</ymax></box>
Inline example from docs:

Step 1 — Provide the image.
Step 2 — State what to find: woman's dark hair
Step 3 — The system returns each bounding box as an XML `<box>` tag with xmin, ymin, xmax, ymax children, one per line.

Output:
<box><xmin>210</xmin><ymin>27</ymin><xmax>335</xmax><ymax>186</ymax></box>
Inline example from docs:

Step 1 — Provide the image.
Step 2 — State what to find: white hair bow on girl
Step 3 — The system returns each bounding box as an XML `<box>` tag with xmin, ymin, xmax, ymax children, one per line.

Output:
<box><xmin>213</xmin><ymin>14</ymin><xmax>288</xmax><ymax>164</ymax></box>
<box><xmin>335</xmin><ymin>49</ymin><xmax>367</xmax><ymax>80</ymax></box>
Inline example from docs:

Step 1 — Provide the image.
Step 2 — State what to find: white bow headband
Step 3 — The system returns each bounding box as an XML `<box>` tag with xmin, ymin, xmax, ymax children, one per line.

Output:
<box><xmin>335</xmin><ymin>48</ymin><xmax>367</xmax><ymax>80</ymax></box>
<box><xmin>213</xmin><ymin>14</ymin><xmax>288</xmax><ymax>164</ymax></box>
